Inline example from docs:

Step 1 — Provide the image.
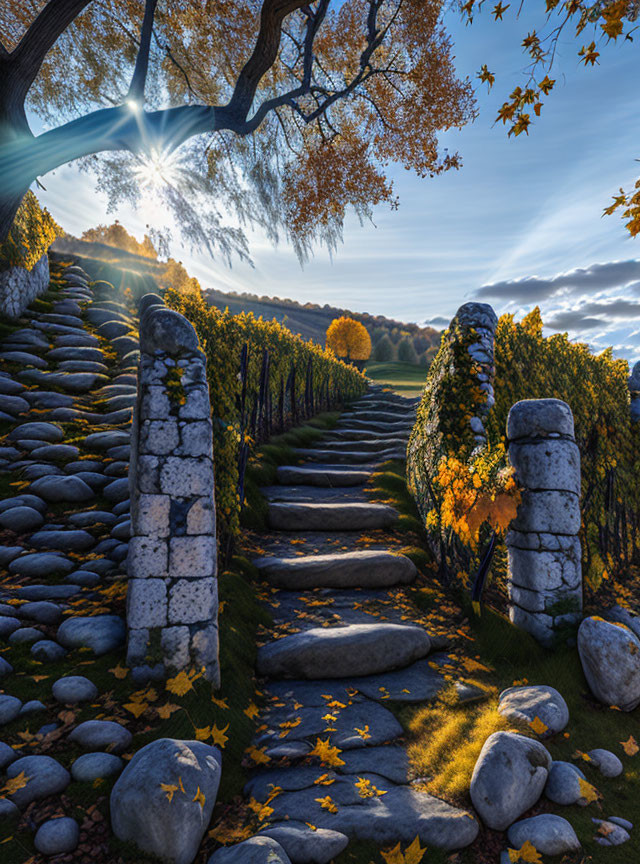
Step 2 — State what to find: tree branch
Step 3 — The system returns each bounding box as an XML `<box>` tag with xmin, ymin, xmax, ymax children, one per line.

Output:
<box><xmin>11</xmin><ymin>0</ymin><xmax>94</xmax><ymax>96</ymax></box>
<box><xmin>126</xmin><ymin>0</ymin><xmax>158</xmax><ymax>104</ymax></box>
<box><xmin>227</xmin><ymin>0</ymin><xmax>310</xmax><ymax>121</ymax></box>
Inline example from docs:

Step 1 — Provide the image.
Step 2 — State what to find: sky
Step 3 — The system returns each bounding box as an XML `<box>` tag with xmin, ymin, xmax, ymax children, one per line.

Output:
<box><xmin>32</xmin><ymin>4</ymin><xmax>640</xmax><ymax>362</ymax></box>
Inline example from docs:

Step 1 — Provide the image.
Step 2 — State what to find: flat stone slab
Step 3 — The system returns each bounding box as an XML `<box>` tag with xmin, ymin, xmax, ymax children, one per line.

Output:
<box><xmin>293</xmin><ymin>448</ymin><xmax>400</xmax><ymax>464</ymax></box>
<box><xmin>249</xmin><ymin>779</ymin><xmax>478</xmax><ymax>850</ymax></box>
<box><xmin>257</xmin><ymin>623</ymin><xmax>431</xmax><ymax>679</ymax></box>
<box><xmin>57</xmin><ymin>614</ymin><xmax>125</xmax><ymax>655</ymax></box>
<box><xmin>254</xmin><ymin>550</ymin><xmax>417</xmax><ymax>590</ymax></box>
<box><xmin>9</xmin><ymin>553</ymin><xmax>75</xmax><ymax>578</ymax></box>
<box><xmin>257</xmin><ymin>696</ymin><xmax>404</xmax><ymax>751</ymax></box>
<box><xmin>262</xmin><ymin>486</ymin><xmax>367</xmax><ymax>504</ymax></box>
<box><xmin>277</xmin><ymin>466</ymin><xmax>372</xmax><ymax>486</ymax></box>
<box><xmin>268</xmin><ymin>502</ymin><xmax>398</xmax><ymax>532</ymax></box>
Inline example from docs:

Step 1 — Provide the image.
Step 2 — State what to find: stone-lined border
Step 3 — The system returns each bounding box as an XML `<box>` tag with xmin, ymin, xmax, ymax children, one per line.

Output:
<box><xmin>0</xmin><ymin>253</ymin><xmax>49</xmax><ymax>319</ymax></box>
<box><xmin>127</xmin><ymin>292</ymin><xmax>219</xmax><ymax>685</ymax></box>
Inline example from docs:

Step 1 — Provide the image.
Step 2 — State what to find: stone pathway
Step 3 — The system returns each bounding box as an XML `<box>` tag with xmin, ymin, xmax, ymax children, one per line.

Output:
<box><xmin>235</xmin><ymin>389</ymin><xmax>480</xmax><ymax>860</ymax></box>
<box><xmin>0</xmin><ymin>258</ymin><xmax>136</xmax><ymax>859</ymax></box>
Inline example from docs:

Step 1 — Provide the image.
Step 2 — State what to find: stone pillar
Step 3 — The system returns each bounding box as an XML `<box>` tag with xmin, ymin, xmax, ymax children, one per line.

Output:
<box><xmin>456</xmin><ymin>302</ymin><xmax>498</xmax><ymax>449</ymax></box>
<box><xmin>506</xmin><ymin>398</ymin><xmax>582</xmax><ymax>646</ymax></box>
<box><xmin>127</xmin><ymin>294</ymin><xmax>220</xmax><ymax>685</ymax></box>
<box><xmin>629</xmin><ymin>361</ymin><xmax>640</xmax><ymax>423</ymax></box>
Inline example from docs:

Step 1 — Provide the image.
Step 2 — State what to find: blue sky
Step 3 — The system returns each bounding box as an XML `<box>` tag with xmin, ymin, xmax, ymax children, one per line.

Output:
<box><xmin>34</xmin><ymin>4</ymin><xmax>640</xmax><ymax>359</ymax></box>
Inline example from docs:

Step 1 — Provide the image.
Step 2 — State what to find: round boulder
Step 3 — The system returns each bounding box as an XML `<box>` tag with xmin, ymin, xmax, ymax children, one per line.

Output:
<box><xmin>507</xmin><ymin>814</ymin><xmax>580</xmax><ymax>856</ymax></box>
<box><xmin>110</xmin><ymin>738</ymin><xmax>222</xmax><ymax>864</ymax></box>
<box><xmin>578</xmin><ymin>616</ymin><xmax>640</xmax><ymax>710</ymax></box>
<box><xmin>7</xmin><ymin>755</ymin><xmax>70</xmax><ymax>807</ymax></box>
<box><xmin>34</xmin><ymin>817</ymin><xmax>79</xmax><ymax>855</ymax></box>
<box><xmin>208</xmin><ymin>837</ymin><xmax>291</xmax><ymax>864</ymax></box>
<box><xmin>498</xmin><ymin>685</ymin><xmax>569</xmax><ymax>737</ymax></box>
<box><xmin>52</xmin><ymin>675</ymin><xmax>98</xmax><ymax>704</ymax></box>
<box><xmin>545</xmin><ymin>761</ymin><xmax>586</xmax><ymax>806</ymax></box>
<box><xmin>470</xmin><ymin>731</ymin><xmax>551</xmax><ymax>830</ymax></box>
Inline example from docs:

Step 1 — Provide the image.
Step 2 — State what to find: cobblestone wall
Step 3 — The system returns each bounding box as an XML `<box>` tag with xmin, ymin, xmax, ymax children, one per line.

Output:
<box><xmin>506</xmin><ymin>398</ymin><xmax>583</xmax><ymax>645</ymax></box>
<box><xmin>0</xmin><ymin>253</ymin><xmax>49</xmax><ymax>318</ymax></box>
<box><xmin>629</xmin><ymin>362</ymin><xmax>640</xmax><ymax>423</ymax></box>
<box><xmin>127</xmin><ymin>293</ymin><xmax>220</xmax><ymax>685</ymax></box>
<box><xmin>456</xmin><ymin>302</ymin><xmax>498</xmax><ymax>450</ymax></box>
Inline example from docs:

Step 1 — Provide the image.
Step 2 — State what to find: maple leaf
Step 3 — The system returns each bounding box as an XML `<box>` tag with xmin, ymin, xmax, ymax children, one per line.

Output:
<box><xmin>166</xmin><ymin>670</ymin><xmax>194</xmax><ymax>696</ymax></box>
<box><xmin>538</xmin><ymin>75</ymin><xmax>555</xmax><ymax>95</ymax></box>
<box><xmin>315</xmin><ymin>795</ymin><xmax>338</xmax><ymax>813</ymax></box>
<box><xmin>211</xmin><ymin>695</ymin><xmax>229</xmax><ymax>710</ymax></box>
<box><xmin>381</xmin><ymin>835</ymin><xmax>427</xmax><ymax>864</ymax></box>
<box><xmin>621</xmin><ymin>734</ymin><xmax>639</xmax><ymax>756</ymax></box>
<box><xmin>579</xmin><ymin>41</ymin><xmax>600</xmax><ymax>65</ymax></box>
<box><xmin>245</xmin><ymin>745</ymin><xmax>270</xmax><ymax>765</ymax></box>
<box><xmin>309</xmin><ymin>738</ymin><xmax>346</xmax><ymax>767</ymax></box>
<box><xmin>31</xmin><ymin>675</ymin><xmax>49</xmax><ymax>682</ymax></box>
<box><xmin>355</xmin><ymin>725</ymin><xmax>371</xmax><ymax>740</ymax></box>
<box><xmin>478</xmin><ymin>65</ymin><xmax>495</xmax><ymax>90</ymax></box>
<box><xmin>156</xmin><ymin>702</ymin><xmax>181</xmax><ymax>720</ymax></box>
<box><xmin>578</xmin><ymin>777</ymin><xmax>600</xmax><ymax>804</ymax></box>
<box><xmin>109</xmin><ymin>664</ymin><xmax>128</xmax><ymax>679</ymax></box>
<box><xmin>192</xmin><ymin>786</ymin><xmax>206</xmax><ymax>808</ymax></box>
<box><xmin>0</xmin><ymin>771</ymin><xmax>30</xmax><ymax>796</ymax></box>
<box><xmin>314</xmin><ymin>773</ymin><xmax>336</xmax><ymax>786</ymax></box>
<box><xmin>123</xmin><ymin>701</ymin><xmax>149</xmax><ymax>719</ymax></box>
<box><xmin>248</xmin><ymin>797</ymin><xmax>274</xmax><ymax>821</ymax></box>
<box><xmin>492</xmin><ymin>1</ymin><xmax>510</xmax><ymax>19</ymax></box>
<box><xmin>210</xmin><ymin>723</ymin><xmax>230</xmax><ymax>748</ymax></box>
<box><xmin>195</xmin><ymin>725</ymin><xmax>211</xmax><ymax>741</ymax></box>
<box><xmin>160</xmin><ymin>782</ymin><xmax>178</xmax><ymax>803</ymax></box>
<box><xmin>528</xmin><ymin>716</ymin><xmax>548</xmax><ymax>736</ymax></box>
<box><xmin>507</xmin><ymin>841</ymin><xmax>542</xmax><ymax>863</ymax></box>
<box><xmin>244</xmin><ymin>702</ymin><xmax>259</xmax><ymax>720</ymax></box>
<box><xmin>355</xmin><ymin>777</ymin><xmax>388</xmax><ymax>798</ymax></box>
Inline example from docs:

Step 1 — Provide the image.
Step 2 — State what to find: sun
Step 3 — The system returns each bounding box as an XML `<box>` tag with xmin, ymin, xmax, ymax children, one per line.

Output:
<box><xmin>133</xmin><ymin>147</ymin><xmax>181</xmax><ymax>191</ymax></box>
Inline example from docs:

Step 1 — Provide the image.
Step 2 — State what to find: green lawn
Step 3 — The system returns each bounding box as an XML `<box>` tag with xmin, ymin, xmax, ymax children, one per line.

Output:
<box><xmin>364</xmin><ymin>361</ymin><xmax>427</xmax><ymax>397</ymax></box>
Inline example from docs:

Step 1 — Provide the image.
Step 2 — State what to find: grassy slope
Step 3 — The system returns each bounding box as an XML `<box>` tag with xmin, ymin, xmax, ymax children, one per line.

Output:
<box><xmin>364</xmin><ymin>361</ymin><xmax>427</xmax><ymax>397</ymax></box>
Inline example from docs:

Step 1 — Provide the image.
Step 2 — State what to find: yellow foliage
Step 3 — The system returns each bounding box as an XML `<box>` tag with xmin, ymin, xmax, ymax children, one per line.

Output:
<box><xmin>315</xmin><ymin>795</ymin><xmax>338</xmax><ymax>813</ymax></box>
<box><xmin>326</xmin><ymin>316</ymin><xmax>372</xmax><ymax>362</ymax></box>
<box><xmin>309</xmin><ymin>738</ymin><xmax>346</xmax><ymax>767</ymax></box>
<box><xmin>508</xmin><ymin>841</ymin><xmax>542</xmax><ymax>863</ymax></box>
<box><xmin>0</xmin><ymin>191</ymin><xmax>60</xmax><ymax>272</ymax></box>
<box><xmin>381</xmin><ymin>836</ymin><xmax>427</xmax><ymax>864</ymax></box>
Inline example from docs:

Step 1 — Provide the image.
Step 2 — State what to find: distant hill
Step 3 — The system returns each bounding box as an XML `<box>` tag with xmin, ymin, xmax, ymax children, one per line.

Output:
<box><xmin>203</xmin><ymin>288</ymin><xmax>441</xmax><ymax>364</ymax></box>
<box><xmin>53</xmin><ymin>234</ymin><xmax>441</xmax><ymax>364</ymax></box>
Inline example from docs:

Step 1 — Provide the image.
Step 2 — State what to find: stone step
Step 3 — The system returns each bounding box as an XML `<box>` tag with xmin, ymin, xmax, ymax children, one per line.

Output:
<box><xmin>323</xmin><ymin>428</ymin><xmax>409</xmax><ymax>442</ymax></box>
<box><xmin>276</xmin><ymin>466</ymin><xmax>372</xmax><ymax>486</ymax></box>
<box><xmin>292</xmin><ymin>447</ymin><xmax>400</xmax><ymax>464</ymax></box>
<box><xmin>336</xmin><ymin>418</ymin><xmax>413</xmax><ymax>433</ymax></box>
<box><xmin>340</xmin><ymin>410</ymin><xmax>416</xmax><ymax>423</ymax></box>
<box><xmin>268</xmin><ymin>501</ymin><xmax>398</xmax><ymax>531</ymax></box>
<box><xmin>256</xmin><ymin>623</ymin><xmax>431</xmax><ymax>679</ymax></box>
<box><xmin>351</xmin><ymin>399</ymin><xmax>418</xmax><ymax>413</ymax></box>
<box><xmin>314</xmin><ymin>438</ymin><xmax>407</xmax><ymax>453</ymax></box>
<box><xmin>262</xmin><ymin>486</ymin><xmax>366</xmax><ymax>504</ymax></box>
<box><xmin>254</xmin><ymin>550</ymin><xmax>417</xmax><ymax>589</ymax></box>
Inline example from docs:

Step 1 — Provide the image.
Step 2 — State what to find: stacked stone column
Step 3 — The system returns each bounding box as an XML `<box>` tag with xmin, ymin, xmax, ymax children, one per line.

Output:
<box><xmin>456</xmin><ymin>302</ymin><xmax>498</xmax><ymax>449</ymax></box>
<box><xmin>127</xmin><ymin>294</ymin><xmax>219</xmax><ymax>685</ymax></box>
<box><xmin>629</xmin><ymin>361</ymin><xmax>640</xmax><ymax>424</ymax></box>
<box><xmin>506</xmin><ymin>398</ymin><xmax>582</xmax><ymax>645</ymax></box>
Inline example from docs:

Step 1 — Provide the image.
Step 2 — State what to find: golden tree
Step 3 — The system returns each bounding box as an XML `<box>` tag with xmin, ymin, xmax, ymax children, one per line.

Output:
<box><xmin>0</xmin><ymin>0</ymin><xmax>475</xmax><ymax>257</ymax></box>
<box><xmin>81</xmin><ymin>221</ymin><xmax>158</xmax><ymax>258</ymax></box>
<box><xmin>326</xmin><ymin>316</ymin><xmax>372</xmax><ymax>362</ymax></box>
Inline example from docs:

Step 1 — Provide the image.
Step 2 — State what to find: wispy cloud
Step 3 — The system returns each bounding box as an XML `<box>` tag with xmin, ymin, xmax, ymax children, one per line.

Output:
<box><xmin>477</xmin><ymin>260</ymin><xmax>640</xmax><ymax>303</ymax></box>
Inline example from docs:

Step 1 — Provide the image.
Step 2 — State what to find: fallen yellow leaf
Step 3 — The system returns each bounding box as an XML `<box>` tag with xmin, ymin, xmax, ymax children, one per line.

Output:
<box><xmin>621</xmin><ymin>734</ymin><xmax>639</xmax><ymax>756</ymax></box>
<box><xmin>528</xmin><ymin>716</ymin><xmax>548</xmax><ymax>736</ymax></box>
<box><xmin>315</xmin><ymin>795</ymin><xmax>338</xmax><ymax>813</ymax></box>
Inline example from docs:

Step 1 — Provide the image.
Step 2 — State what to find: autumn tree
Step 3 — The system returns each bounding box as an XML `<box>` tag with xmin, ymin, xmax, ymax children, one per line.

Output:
<box><xmin>0</xmin><ymin>0</ymin><xmax>475</xmax><ymax>258</ymax></box>
<box><xmin>469</xmin><ymin>0</ymin><xmax>640</xmax><ymax>236</ymax></box>
<box><xmin>326</xmin><ymin>316</ymin><xmax>372</xmax><ymax>362</ymax></box>
<box><xmin>81</xmin><ymin>221</ymin><xmax>158</xmax><ymax>258</ymax></box>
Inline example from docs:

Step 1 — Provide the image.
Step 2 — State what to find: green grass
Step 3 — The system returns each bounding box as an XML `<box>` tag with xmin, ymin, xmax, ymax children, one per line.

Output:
<box><xmin>364</xmin><ymin>361</ymin><xmax>427</xmax><ymax>397</ymax></box>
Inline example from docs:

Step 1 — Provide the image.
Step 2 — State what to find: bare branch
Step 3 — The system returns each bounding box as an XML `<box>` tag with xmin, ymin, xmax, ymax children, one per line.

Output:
<box><xmin>126</xmin><ymin>0</ymin><xmax>159</xmax><ymax>103</ymax></box>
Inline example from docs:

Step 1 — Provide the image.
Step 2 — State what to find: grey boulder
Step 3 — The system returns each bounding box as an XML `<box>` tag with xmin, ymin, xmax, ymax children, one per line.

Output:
<box><xmin>71</xmin><ymin>752</ymin><xmax>123</xmax><ymax>782</ymax></box>
<box><xmin>470</xmin><ymin>732</ymin><xmax>551</xmax><ymax>830</ymax></box>
<box><xmin>29</xmin><ymin>474</ymin><xmax>94</xmax><ymax>503</ymax></box>
<box><xmin>545</xmin><ymin>761</ymin><xmax>586</xmax><ymax>805</ymax></box>
<box><xmin>34</xmin><ymin>817</ymin><xmax>79</xmax><ymax>855</ymax></box>
<box><xmin>257</xmin><ymin>624</ymin><xmax>430</xmax><ymax>679</ymax></box>
<box><xmin>260</xmin><ymin>821</ymin><xmax>348</xmax><ymax>863</ymax></box>
<box><xmin>111</xmin><ymin>738</ymin><xmax>222</xmax><ymax>864</ymax></box>
<box><xmin>0</xmin><ymin>694</ymin><xmax>22</xmax><ymax>725</ymax></box>
<box><xmin>588</xmin><ymin>748</ymin><xmax>623</xmax><ymax>778</ymax></box>
<box><xmin>69</xmin><ymin>720</ymin><xmax>132</xmax><ymax>754</ymax></box>
<box><xmin>498</xmin><ymin>685</ymin><xmax>569</xmax><ymax>737</ymax></box>
<box><xmin>209</xmin><ymin>837</ymin><xmax>291</xmax><ymax>864</ymax></box>
<box><xmin>57</xmin><ymin>614</ymin><xmax>125</xmax><ymax>655</ymax></box>
<box><xmin>52</xmin><ymin>675</ymin><xmax>99</xmax><ymax>704</ymax></box>
<box><xmin>578</xmin><ymin>616</ymin><xmax>640</xmax><ymax>710</ymax></box>
<box><xmin>7</xmin><ymin>755</ymin><xmax>70</xmax><ymax>807</ymax></box>
<box><xmin>507</xmin><ymin>814</ymin><xmax>580</xmax><ymax>855</ymax></box>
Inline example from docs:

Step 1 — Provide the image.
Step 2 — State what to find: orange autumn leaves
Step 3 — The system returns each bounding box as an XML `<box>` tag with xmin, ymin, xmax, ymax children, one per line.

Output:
<box><xmin>434</xmin><ymin>451</ymin><xmax>521</xmax><ymax>550</ymax></box>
